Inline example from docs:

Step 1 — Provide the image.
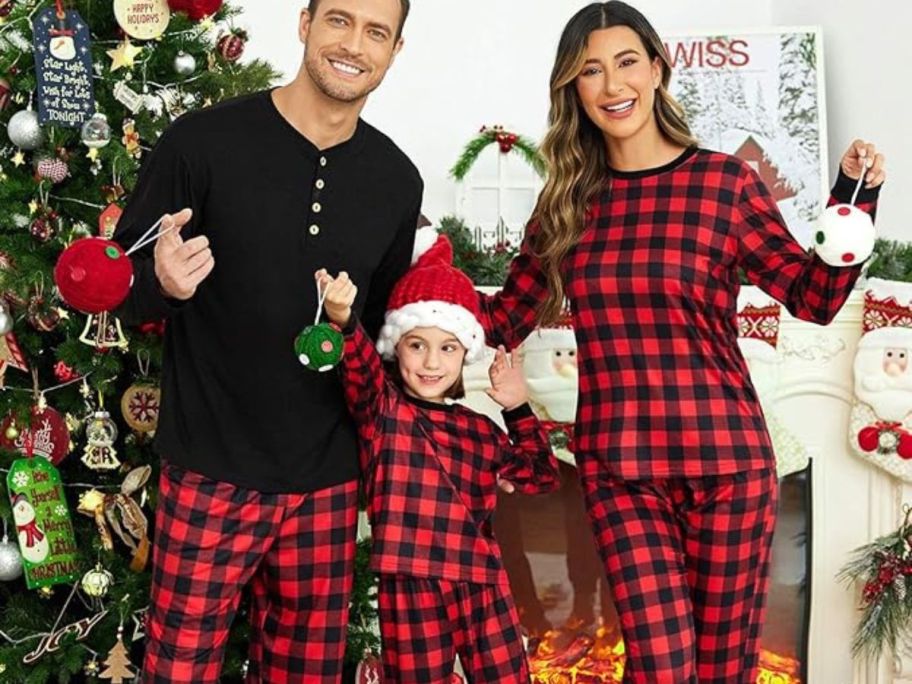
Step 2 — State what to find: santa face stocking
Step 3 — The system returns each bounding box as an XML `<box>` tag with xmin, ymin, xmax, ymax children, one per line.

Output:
<box><xmin>850</xmin><ymin>278</ymin><xmax>912</xmax><ymax>479</ymax></box>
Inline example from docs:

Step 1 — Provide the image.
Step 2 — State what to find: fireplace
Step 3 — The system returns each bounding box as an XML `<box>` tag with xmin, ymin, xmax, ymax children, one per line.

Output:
<box><xmin>456</xmin><ymin>286</ymin><xmax>907</xmax><ymax>683</ymax></box>
<box><xmin>493</xmin><ymin>462</ymin><xmax>812</xmax><ymax>683</ymax></box>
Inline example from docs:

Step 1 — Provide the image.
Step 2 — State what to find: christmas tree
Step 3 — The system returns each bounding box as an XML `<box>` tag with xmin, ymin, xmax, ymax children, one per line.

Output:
<box><xmin>0</xmin><ymin>0</ymin><xmax>278</xmax><ymax>680</ymax></box>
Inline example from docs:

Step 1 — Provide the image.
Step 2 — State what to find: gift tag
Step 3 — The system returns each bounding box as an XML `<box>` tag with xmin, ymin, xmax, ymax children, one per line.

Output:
<box><xmin>33</xmin><ymin>7</ymin><xmax>95</xmax><ymax>127</ymax></box>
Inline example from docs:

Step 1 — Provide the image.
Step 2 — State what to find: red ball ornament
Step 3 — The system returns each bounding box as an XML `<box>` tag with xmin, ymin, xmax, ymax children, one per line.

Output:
<box><xmin>217</xmin><ymin>30</ymin><xmax>247</xmax><ymax>62</ymax></box>
<box><xmin>167</xmin><ymin>0</ymin><xmax>222</xmax><ymax>21</ymax></box>
<box><xmin>138</xmin><ymin>319</ymin><xmax>166</xmax><ymax>336</ymax></box>
<box><xmin>0</xmin><ymin>0</ymin><xmax>14</xmax><ymax>19</ymax></box>
<box><xmin>54</xmin><ymin>237</ymin><xmax>133</xmax><ymax>314</ymax></box>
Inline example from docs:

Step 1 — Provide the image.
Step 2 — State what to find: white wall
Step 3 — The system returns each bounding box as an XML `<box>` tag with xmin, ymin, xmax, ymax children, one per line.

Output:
<box><xmin>237</xmin><ymin>1</ymin><xmax>907</xmax><ymax>239</ymax></box>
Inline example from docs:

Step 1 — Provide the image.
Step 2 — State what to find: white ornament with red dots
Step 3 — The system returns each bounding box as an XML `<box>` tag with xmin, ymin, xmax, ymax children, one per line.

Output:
<box><xmin>813</xmin><ymin>203</ymin><xmax>875</xmax><ymax>267</ymax></box>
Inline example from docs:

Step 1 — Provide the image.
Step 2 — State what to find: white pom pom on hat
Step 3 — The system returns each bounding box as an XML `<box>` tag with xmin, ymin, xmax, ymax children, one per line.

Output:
<box><xmin>376</xmin><ymin>229</ymin><xmax>486</xmax><ymax>363</ymax></box>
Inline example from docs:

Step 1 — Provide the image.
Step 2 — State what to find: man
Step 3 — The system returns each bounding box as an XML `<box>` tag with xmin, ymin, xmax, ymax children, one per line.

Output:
<box><xmin>114</xmin><ymin>1</ymin><xmax>420</xmax><ymax>681</ymax></box>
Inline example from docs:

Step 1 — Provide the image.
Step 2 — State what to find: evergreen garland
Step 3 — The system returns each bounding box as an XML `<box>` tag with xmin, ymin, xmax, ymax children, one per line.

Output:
<box><xmin>838</xmin><ymin>506</ymin><xmax>912</xmax><ymax>660</ymax></box>
<box><xmin>867</xmin><ymin>238</ymin><xmax>912</xmax><ymax>283</ymax></box>
<box><xmin>437</xmin><ymin>215</ymin><xmax>518</xmax><ymax>286</ymax></box>
<box><xmin>449</xmin><ymin>125</ymin><xmax>545</xmax><ymax>181</ymax></box>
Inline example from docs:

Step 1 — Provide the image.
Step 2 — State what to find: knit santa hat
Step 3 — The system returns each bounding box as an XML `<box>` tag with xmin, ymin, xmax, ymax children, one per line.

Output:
<box><xmin>376</xmin><ymin>226</ymin><xmax>485</xmax><ymax>364</ymax></box>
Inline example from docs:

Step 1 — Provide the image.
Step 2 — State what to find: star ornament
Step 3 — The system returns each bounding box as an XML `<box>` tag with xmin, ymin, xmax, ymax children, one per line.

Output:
<box><xmin>107</xmin><ymin>38</ymin><xmax>143</xmax><ymax>72</ymax></box>
<box><xmin>11</xmin><ymin>151</ymin><xmax>25</xmax><ymax>167</ymax></box>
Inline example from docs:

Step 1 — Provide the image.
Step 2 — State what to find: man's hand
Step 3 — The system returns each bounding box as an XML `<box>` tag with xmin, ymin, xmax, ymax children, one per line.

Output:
<box><xmin>153</xmin><ymin>208</ymin><xmax>214</xmax><ymax>300</ymax></box>
<box><xmin>316</xmin><ymin>269</ymin><xmax>357</xmax><ymax>327</ymax></box>
<box><xmin>485</xmin><ymin>345</ymin><xmax>527</xmax><ymax>411</ymax></box>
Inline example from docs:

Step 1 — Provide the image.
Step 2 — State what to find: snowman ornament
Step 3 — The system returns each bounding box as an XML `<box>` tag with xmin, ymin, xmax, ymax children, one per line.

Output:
<box><xmin>12</xmin><ymin>493</ymin><xmax>49</xmax><ymax>564</ymax></box>
<box><xmin>812</xmin><ymin>161</ymin><xmax>876</xmax><ymax>267</ymax></box>
<box><xmin>49</xmin><ymin>28</ymin><xmax>76</xmax><ymax>61</ymax></box>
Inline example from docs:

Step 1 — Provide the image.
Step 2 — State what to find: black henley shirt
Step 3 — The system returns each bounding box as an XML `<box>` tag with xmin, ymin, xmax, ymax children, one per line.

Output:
<box><xmin>115</xmin><ymin>89</ymin><xmax>423</xmax><ymax>493</ymax></box>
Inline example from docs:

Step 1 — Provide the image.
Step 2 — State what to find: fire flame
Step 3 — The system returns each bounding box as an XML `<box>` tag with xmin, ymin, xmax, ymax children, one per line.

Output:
<box><xmin>529</xmin><ymin>627</ymin><xmax>801</xmax><ymax>684</ymax></box>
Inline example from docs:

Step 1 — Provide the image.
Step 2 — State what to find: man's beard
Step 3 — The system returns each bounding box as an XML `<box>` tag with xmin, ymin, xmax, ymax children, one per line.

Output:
<box><xmin>304</xmin><ymin>53</ymin><xmax>377</xmax><ymax>103</ymax></box>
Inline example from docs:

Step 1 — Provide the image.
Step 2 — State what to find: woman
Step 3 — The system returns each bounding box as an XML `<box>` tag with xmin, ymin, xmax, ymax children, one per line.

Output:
<box><xmin>480</xmin><ymin>3</ymin><xmax>885</xmax><ymax>682</ymax></box>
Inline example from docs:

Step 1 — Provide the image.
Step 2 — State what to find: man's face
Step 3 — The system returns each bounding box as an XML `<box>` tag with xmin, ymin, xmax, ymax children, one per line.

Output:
<box><xmin>300</xmin><ymin>0</ymin><xmax>403</xmax><ymax>104</ymax></box>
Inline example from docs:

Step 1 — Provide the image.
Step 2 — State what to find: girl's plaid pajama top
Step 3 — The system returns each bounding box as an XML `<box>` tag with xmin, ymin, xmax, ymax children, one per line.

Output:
<box><xmin>339</xmin><ymin>318</ymin><xmax>560</xmax><ymax>585</ymax></box>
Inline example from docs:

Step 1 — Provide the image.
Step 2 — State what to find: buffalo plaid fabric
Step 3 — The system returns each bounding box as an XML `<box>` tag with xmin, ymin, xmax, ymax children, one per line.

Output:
<box><xmin>583</xmin><ymin>468</ymin><xmax>778</xmax><ymax>684</ymax></box>
<box><xmin>142</xmin><ymin>462</ymin><xmax>358</xmax><ymax>684</ymax></box>
<box><xmin>480</xmin><ymin>148</ymin><xmax>879</xmax><ymax>480</ymax></box>
<box><xmin>340</xmin><ymin>318</ymin><xmax>559</xmax><ymax>585</ymax></box>
<box><xmin>378</xmin><ymin>575</ymin><xmax>530</xmax><ymax>683</ymax></box>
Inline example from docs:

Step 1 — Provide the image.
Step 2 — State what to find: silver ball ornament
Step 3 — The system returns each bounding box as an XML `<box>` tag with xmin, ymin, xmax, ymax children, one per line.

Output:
<box><xmin>80</xmin><ymin>112</ymin><xmax>112</xmax><ymax>149</ymax></box>
<box><xmin>0</xmin><ymin>300</ymin><xmax>12</xmax><ymax>335</ymax></box>
<box><xmin>7</xmin><ymin>108</ymin><xmax>45</xmax><ymax>150</ymax></box>
<box><xmin>0</xmin><ymin>534</ymin><xmax>23</xmax><ymax>582</ymax></box>
<box><xmin>174</xmin><ymin>51</ymin><xmax>197</xmax><ymax>77</ymax></box>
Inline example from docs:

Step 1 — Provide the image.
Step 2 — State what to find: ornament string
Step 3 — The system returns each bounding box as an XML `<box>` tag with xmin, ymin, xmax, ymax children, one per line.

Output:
<box><xmin>314</xmin><ymin>281</ymin><xmax>329</xmax><ymax>326</ymax></box>
<box><xmin>137</xmin><ymin>350</ymin><xmax>151</xmax><ymax>378</ymax></box>
<box><xmin>0</xmin><ymin>372</ymin><xmax>91</xmax><ymax>396</ymax></box>
<box><xmin>124</xmin><ymin>215</ymin><xmax>174</xmax><ymax>255</ymax></box>
<box><xmin>850</xmin><ymin>157</ymin><xmax>874</xmax><ymax>207</ymax></box>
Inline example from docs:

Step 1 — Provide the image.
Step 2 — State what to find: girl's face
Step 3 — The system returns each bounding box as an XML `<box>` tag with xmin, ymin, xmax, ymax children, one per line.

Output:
<box><xmin>395</xmin><ymin>326</ymin><xmax>466</xmax><ymax>403</ymax></box>
<box><xmin>574</xmin><ymin>25</ymin><xmax>663</xmax><ymax>146</ymax></box>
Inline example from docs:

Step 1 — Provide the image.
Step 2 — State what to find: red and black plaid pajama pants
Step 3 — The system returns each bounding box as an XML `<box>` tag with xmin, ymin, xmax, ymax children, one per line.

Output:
<box><xmin>581</xmin><ymin>467</ymin><xmax>777</xmax><ymax>684</ymax></box>
<box><xmin>378</xmin><ymin>575</ymin><xmax>530</xmax><ymax>683</ymax></box>
<box><xmin>142</xmin><ymin>462</ymin><xmax>358</xmax><ymax>684</ymax></box>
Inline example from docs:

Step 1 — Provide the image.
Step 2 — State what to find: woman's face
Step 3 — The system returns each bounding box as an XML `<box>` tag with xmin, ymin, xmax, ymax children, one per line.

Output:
<box><xmin>574</xmin><ymin>25</ymin><xmax>662</xmax><ymax>145</ymax></box>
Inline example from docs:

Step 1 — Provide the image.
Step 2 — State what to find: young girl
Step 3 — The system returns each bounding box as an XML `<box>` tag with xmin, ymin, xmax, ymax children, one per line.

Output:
<box><xmin>316</xmin><ymin>230</ymin><xmax>559</xmax><ymax>683</ymax></box>
<box><xmin>477</xmin><ymin>3</ymin><xmax>885</xmax><ymax>683</ymax></box>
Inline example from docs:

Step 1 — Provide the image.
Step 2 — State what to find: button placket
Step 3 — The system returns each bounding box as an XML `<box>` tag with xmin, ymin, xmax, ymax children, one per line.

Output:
<box><xmin>307</xmin><ymin>156</ymin><xmax>327</xmax><ymax>242</ymax></box>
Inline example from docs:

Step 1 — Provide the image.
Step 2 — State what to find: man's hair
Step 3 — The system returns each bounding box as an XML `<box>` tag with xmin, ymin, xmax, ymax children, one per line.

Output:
<box><xmin>307</xmin><ymin>0</ymin><xmax>411</xmax><ymax>40</ymax></box>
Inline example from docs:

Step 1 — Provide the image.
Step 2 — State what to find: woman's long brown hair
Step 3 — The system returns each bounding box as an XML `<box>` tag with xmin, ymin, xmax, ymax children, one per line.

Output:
<box><xmin>533</xmin><ymin>1</ymin><xmax>697</xmax><ymax>324</ymax></box>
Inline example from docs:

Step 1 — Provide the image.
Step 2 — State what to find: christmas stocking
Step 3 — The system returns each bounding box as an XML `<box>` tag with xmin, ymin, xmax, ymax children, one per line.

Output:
<box><xmin>737</xmin><ymin>290</ymin><xmax>809</xmax><ymax>477</ymax></box>
<box><xmin>850</xmin><ymin>278</ymin><xmax>912</xmax><ymax>480</ymax></box>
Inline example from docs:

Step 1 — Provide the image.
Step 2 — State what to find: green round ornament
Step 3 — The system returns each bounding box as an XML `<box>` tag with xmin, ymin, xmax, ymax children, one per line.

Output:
<box><xmin>295</xmin><ymin>323</ymin><xmax>343</xmax><ymax>372</ymax></box>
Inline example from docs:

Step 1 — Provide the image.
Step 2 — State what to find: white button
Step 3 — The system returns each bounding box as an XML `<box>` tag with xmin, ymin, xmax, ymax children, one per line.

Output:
<box><xmin>312</xmin><ymin>202</ymin><xmax>322</xmax><ymax>213</ymax></box>
<box><xmin>319</xmin><ymin>156</ymin><xmax>327</xmax><ymax>167</ymax></box>
<box><xmin>315</xmin><ymin>179</ymin><xmax>325</xmax><ymax>189</ymax></box>
<box><xmin>309</xmin><ymin>224</ymin><xmax>320</xmax><ymax>235</ymax></box>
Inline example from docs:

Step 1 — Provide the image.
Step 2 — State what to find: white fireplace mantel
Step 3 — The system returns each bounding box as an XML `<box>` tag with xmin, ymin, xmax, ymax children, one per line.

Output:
<box><xmin>754</xmin><ymin>286</ymin><xmax>909</xmax><ymax>684</ymax></box>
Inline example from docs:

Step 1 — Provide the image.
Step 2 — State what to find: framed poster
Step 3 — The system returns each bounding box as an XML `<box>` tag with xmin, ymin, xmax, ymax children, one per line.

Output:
<box><xmin>665</xmin><ymin>28</ymin><xmax>828</xmax><ymax>248</ymax></box>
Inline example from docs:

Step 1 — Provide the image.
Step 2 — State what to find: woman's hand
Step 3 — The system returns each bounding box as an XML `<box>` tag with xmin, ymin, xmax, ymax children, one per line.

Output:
<box><xmin>840</xmin><ymin>139</ymin><xmax>886</xmax><ymax>189</ymax></box>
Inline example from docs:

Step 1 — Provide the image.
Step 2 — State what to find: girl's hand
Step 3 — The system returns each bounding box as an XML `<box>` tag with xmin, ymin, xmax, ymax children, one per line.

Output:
<box><xmin>486</xmin><ymin>345</ymin><xmax>527</xmax><ymax>411</ymax></box>
<box><xmin>315</xmin><ymin>269</ymin><xmax>357</xmax><ymax>327</ymax></box>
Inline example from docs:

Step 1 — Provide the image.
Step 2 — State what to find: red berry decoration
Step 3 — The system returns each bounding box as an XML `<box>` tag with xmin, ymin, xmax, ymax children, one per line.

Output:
<box><xmin>54</xmin><ymin>360</ymin><xmax>79</xmax><ymax>383</ymax></box>
<box><xmin>54</xmin><ymin>237</ymin><xmax>134</xmax><ymax>314</ymax></box>
<box><xmin>217</xmin><ymin>29</ymin><xmax>247</xmax><ymax>62</ymax></box>
<box><xmin>138</xmin><ymin>319</ymin><xmax>166</xmax><ymax>336</ymax></box>
<box><xmin>30</xmin><ymin>215</ymin><xmax>55</xmax><ymax>243</ymax></box>
<box><xmin>167</xmin><ymin>0</ymin><xmax>222</xmax><ymax>20</ymax></box>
